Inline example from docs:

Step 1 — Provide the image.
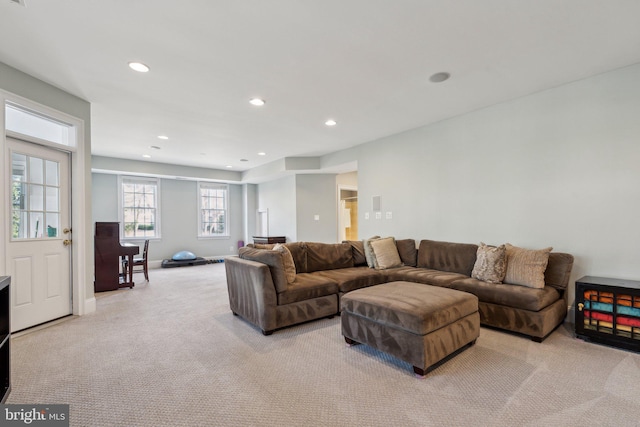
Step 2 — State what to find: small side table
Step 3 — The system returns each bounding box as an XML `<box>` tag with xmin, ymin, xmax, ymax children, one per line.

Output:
<box><xmin>575</xmin><ymin>276</ymin><xmax>640</xmax><ymax>352</ymax></box>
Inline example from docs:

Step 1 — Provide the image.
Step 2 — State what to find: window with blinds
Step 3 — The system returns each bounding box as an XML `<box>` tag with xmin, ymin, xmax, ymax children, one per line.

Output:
<box><xmin>120</xmin><ymin>176</ymin><xmax>160</xmax><ymax>239</ymax></box>
<box><xmin>198</xmin><ymin>182</ymin><xmax>228</xmax><ymax>238</ymax></box>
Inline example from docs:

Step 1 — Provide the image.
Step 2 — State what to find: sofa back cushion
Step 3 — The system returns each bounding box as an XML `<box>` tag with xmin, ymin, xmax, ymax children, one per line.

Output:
<box><xmin>417</xmin><ymin>239</ymin><xmax>478</xmax><ymax>276</ymax></box>
<box><xmin>396</xmin><ymin>239</ymin><xmax>417</xmax><ymax>267</ymax></box>
<box><xmin>342</xmin><ymin>240</ymin><xmax>367</xmax><ymax>266</ymax></box>
<box><xmin>284</xmin><ymin>242</ymin><xmax>308</xmax><ymax>273</ymax></box>
<box><xmin>305</xmin><ymin>242</ymin><xmax>354</xmax><ymax>273</ymax></box>
<box><xmin>544</xmin><ymin>252</ymin><xmax>574</xmax><ymax>293</ymax></box>
<box><xmin>238</xmin><ymin>247</ymin><xmax>288</xmax><ymax>293</ymax></box>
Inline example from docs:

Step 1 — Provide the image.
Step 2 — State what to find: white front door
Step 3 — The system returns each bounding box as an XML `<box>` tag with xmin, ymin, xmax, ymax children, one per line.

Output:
<box><xmin>6</xmin><ymin>137</ymin><xmax>72</xmax><ymax>332</ymax></box>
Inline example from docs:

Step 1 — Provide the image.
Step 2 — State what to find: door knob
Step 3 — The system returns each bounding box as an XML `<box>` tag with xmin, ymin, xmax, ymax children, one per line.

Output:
<box><xmin>578</xmin><ymin>303</ymin><xmax>584</xmax><ymax>312</ymax></box>
<box><xmin>63</xmin><ymin>239</ymin><xmax>72</xmax><ymax>246</ymax></box>
<box><xmin>63</xmin><ymin>228</ymin><xmax>72</xmax><ymax>234</ymax></box>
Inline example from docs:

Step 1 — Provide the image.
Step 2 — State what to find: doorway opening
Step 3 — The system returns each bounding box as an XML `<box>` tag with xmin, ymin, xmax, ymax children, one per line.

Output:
<box><xmin>338</xmin><ymin>186</ymin><xmax>358</xmax><ymax>241</ymax></box>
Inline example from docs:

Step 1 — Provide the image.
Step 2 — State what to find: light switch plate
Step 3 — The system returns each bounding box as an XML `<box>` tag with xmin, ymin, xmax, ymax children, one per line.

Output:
<box><xmin>314</xmin><ymin>215</ymin><xmax>320</xmax><ymax>221</ymax></box>
<box><xmin>386</xmin><ymin>212</ymin><xmax>392</xmax><ymax>219</ymax></box>
<box><xmin>364</xmin><ymin>212</ymin><xmax>370</xmax><ymax>220</ymax></box>
<box><xmin>375</xmin><ymin>212</ymin><xmax>382</xmax><ymax>220</ymax></box>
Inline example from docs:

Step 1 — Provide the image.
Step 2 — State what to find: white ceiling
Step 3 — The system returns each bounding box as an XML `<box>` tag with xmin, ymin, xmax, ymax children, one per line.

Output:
<box><xmin>2</xmin><ymin>1</ymin><xmax>640</xmax><ymax>173</ymax></box>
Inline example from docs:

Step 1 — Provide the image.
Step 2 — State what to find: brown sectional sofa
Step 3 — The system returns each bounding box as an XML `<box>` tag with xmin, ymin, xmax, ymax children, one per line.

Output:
<box><xmin>225</xmin><ymin>239</ymin><xmax>574</xmax><ymax>341</ymax></box>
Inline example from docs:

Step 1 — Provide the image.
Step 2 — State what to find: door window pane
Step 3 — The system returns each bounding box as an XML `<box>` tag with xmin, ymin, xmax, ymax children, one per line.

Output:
<box><xmin>45</xmin><ymin>160</ymin><xmax>59</xmax><ymax>186</ymax></box>
<box><xmin>30</xmin><ymin>185</ymin><xmax>44</xmax><ymax>211</ymax></box>
<box><xmin>29</xmin><ymin>157</ymin><xmax>44</xmax><ymax>184</ymax></box>
<box><xmin>30</xmin><ymin>212</ymin><xmax>44</xmax><ymax>239</ymax></box>
<box><xmin>46</xmin><ymin>213</ymin><xmax>59</xmax><ymax>238</ymax></box>
<box><xmin>46</xmin><ymin>187</ymin><xmax>59</xmax><ymax>212</ymax></box>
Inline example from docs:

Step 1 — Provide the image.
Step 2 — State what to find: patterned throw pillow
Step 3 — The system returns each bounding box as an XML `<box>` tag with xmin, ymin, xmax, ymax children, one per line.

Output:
<box><xmin>471</xmin><ymin>243</ymin><xmax>507</xmax><ymax>284</ymax></box>
<box><xmin>504</xmin><ymin>243</ymin><xmax>552</xmax><ymax>289</ymax></box>
<box><xmin>273</xmin><ymin>244</ymin><xmax>296</xmax><ymax>284</ymax></box>
<box><xmin>370</xmin><ymin>237</ymin><xmax>402</xmax><ymax>270</ymax></box>
<box><xmin>362</xmin><ymin>236</ymin><xmax>381</xmax><ymax>268</ymax></box>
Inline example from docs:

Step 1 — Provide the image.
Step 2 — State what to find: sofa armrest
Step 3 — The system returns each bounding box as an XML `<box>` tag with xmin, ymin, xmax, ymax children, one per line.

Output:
<box><xmin>225</xmin><ymin>256</ymin><xmax>278</xmax><ymax>334</ymax></box>
<box><xmin>545</xmin><ymin>252</ymin><xmax>575</xmax><ymax>302</ymax></box>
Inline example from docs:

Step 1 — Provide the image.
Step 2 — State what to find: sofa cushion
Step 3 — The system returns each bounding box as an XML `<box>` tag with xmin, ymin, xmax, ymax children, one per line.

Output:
<box><xmin>504</xmin><ymin>244</ymin><xmax>552</xmax><ymax>289</ymax></box>
<box><xmin>284</xmin><ymin>242</ymin><xmax>308</xmax><ymax>273</ymax></box>
<box><xmin>471</xmin><ymin>243</ymin><xmax>507</xmax><ymax>284</ymax></box>
<box><xmin>305</xmin><ymin>242</ymin><xmax>354</xmax><ymax>273</ymax></box>
<box><xmin>238</xmin><ymin>247</ymin><xmax>288</xmax><ymax>293</ymax></box>
<box><xmin>449</xmin><ymin>277</ymin><xmax>560</xmax><ymax>311</ymax></box>
<box><xmin>544</xmin><ymin>252</ymin><xmax>575</xmax><ymax>293</ymax></box>
<box><xmin>316</xmin><ymin>267</ymin><xmax>388</xmax><ymax>294</ymax></box>
<box><xmin>370</xmin><ymin>237</ymin><xmax>402</xmax><ymax>270</ymax></box>
<box><xmin>396</xmin><ymin>239</ymin><xmax>417</xmax><ymax>267</ymax></box>
<box><xmin>254</xmin><ymin>243</ymin><xmax>275</xmax><ymax>249</ymax></box>
<box><xmin>277</xmin><ymin>273</ymin><xmax>339</xmax><ymax>305</ymax></box>
<box><xmin>417</xmin><ymin>240</ymin><xmax>478</xmax><ymax>276</ymax></box>
<box><xmin>386</xmin><ymin>267</ymin><xmax>468</xmax><ymax>287</ymax></box>
<box><xmin>343</xmin><ymin>240</ymin><xmax>367</xmax><ymax>266</ymax></box>
<box><xmin>273</xmin><ymin>243</ymin><xmax>296</xmax><ymax>283</ymax></box>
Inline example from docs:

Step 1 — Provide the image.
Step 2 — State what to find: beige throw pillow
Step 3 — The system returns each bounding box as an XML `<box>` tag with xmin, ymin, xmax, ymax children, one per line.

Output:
<box><xmin>471</xmin><ymin>243</ymin><xmax>507</xmax><ymax>284</ymax></box>
<box><xmin>370</xmin><ymin>237</ymin><xmax>402</xmax><ymax>270</ymax></box>
<box><xmin>504</xmin><ymin>243</ymin><xmax>552</xmax><ymax>289</ymax></box>
<box><xmin>273</xmin><ymin>244</ymin><xmax>296</xmax><ymax>284</ymax></box>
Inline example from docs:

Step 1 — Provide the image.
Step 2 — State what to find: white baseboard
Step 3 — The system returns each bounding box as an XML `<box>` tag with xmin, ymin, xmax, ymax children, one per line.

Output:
<box><xmin>84</xmin><ymin>296</ymin><xmax>96</xmax><ymax>314</ymax></box>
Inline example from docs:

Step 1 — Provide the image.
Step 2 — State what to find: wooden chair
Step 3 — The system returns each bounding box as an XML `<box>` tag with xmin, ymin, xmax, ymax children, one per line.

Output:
<box><xmin>122</xmin><ymin>239</ymin><xmax>150</xmax><ymax>282</ymax></box>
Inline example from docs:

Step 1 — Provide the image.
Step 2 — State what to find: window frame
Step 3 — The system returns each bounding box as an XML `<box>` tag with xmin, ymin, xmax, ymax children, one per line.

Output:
<box><xmin>118</xmin><ymin>175</ymin><xmax>161</xmax><ymax>240</ymax></box>
<box><xmin>197</xmin><ymin>181</ymin><xmax>229</xmax><ymax>239</ymax></box>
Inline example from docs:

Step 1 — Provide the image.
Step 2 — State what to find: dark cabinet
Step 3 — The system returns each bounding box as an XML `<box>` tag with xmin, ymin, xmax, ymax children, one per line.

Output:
<box><xmin>0</xmin><ymin>276</ymin><xmax>10</xmax><ymax>403</ymax></box>
<box><xmin>252</xmin><ymin>236</ymin><xmax>286</xmax><ymax>244</ymax></box>
<box><xmin>575</xmin><ymin>276</ymin><xmax>640</xmax><ymax>352</ymax></box>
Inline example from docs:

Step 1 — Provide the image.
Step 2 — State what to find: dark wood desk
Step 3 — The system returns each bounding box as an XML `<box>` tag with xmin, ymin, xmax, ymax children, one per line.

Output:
<box><xmin>94</xmin><ymin>222</ymin><xmax>140</xmax><ymax>292</ymax></box>
<box><xmin>253</xmin><ymin>236</ymin><xmax>286</xmax><ymax>244</ymax></box>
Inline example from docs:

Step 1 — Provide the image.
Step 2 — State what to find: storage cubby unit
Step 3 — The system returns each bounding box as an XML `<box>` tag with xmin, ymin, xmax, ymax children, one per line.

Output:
<box><xmin>0</xmin><ymin>276</ymin><xmax>10</xmax><ymax>403</ymax></box>
<box><xmin>575</xmin><ymin>276</ymin><xmax>640</xmax><ymax>352</ymax></box>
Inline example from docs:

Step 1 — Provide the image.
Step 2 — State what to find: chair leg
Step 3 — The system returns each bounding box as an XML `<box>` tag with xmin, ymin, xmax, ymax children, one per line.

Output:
<box><xmin>144</xmin><ymin>263</ymin><xmax>149</xmax><ymax>282</ymax></box>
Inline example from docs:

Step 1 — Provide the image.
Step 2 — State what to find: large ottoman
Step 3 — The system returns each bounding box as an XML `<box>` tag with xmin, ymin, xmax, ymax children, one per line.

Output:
<box><xmin>341</xmin><ymin>281</ymin><xmax>480</xmax><ymax>377</ymax></box>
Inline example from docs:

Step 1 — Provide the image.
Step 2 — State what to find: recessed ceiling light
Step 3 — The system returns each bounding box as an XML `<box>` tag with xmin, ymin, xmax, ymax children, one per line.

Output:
<box><xmin>257</xmin><ymin>152</ymin><xmax>266</xmax><ymax>156</ymax></box>
<box><xmin>128</xmin><ymin>62</ymin><xmax>150</xmax><ymax>73</ymax></box>
<box><xmin>226</xmin><ymin>165</ymin><xmax>233</xmax><ymax>168</ymax></box>
<box><xmin>429</xmin><ymin>72</ymin><xmax>450</xmax><ymax>83</ymax></box>
<box><xmin>142</xmin><ymin>154</ymin><xmax>151</xmax><ymax>158</ymax></box>
<box><xmin>325</xmin><ymin>119</ymin><xmax>337</xmax><ymax>126</ymax></box>
<box><xmin>150</xmin><ymin>145</ymin><xmax>161</xmax><ymax>150</ymax></box>
<box><xmin>157</xmin><ymin>135</ymin><xmax>169</xmax><ymax>140</ymax></box>
<box><xmin>249</xmin><ymin>98</ymin><xmax>265</xmax><ymax>106</ymax></box>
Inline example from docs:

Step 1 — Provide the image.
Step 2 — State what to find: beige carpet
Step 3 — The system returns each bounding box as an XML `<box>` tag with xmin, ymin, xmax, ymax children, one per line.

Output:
<box><xmin>8</xmin><ymin>263</ymin><xmax>640</xmax><ymax>426</ymax></box>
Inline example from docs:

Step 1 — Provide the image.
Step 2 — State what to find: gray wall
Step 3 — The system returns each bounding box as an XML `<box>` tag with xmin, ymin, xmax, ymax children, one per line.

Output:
<box><xmin>257</xmin><ymin>175</ymin><xmax>297</xmax><ymax>241</ymax></box>
<box><xmin>296</xmin><ymin>174</ymin><xmax>338</xmax><ymax>243</ymax></box>
<box><xmin>91</xmin><ymin>172</ymin><xmax>245</xmax><ymax>262</ymax></box>
<box><xmin>316</xmin><ymin>62</ymin><xmax>640</xmax><ymax>311</ymax></box>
